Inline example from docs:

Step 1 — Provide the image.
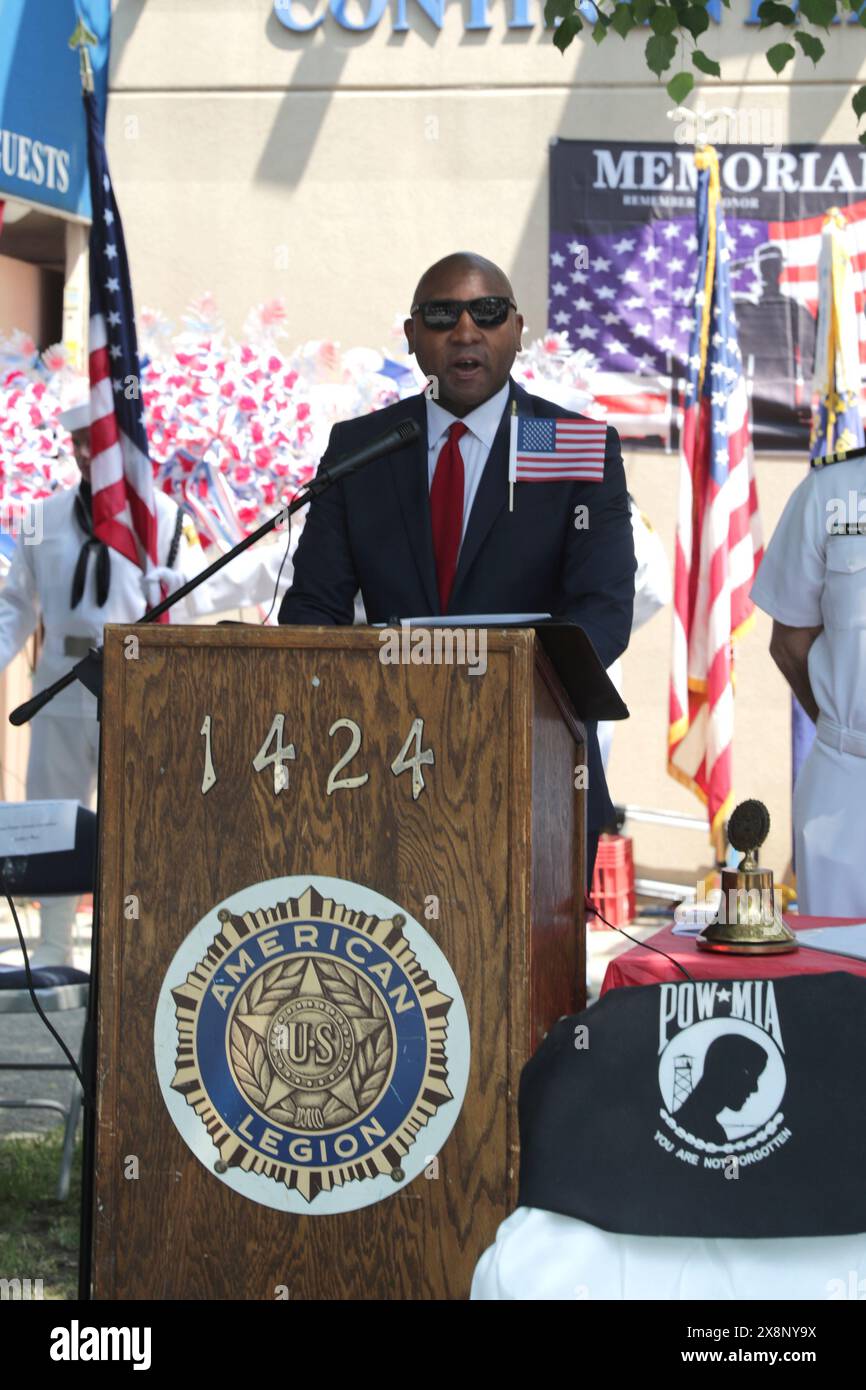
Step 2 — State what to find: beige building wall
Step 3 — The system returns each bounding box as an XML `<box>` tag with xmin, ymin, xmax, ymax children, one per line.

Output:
<box><xmin>0</xmin><ymin>254</ymin><xmax>43</xmax><ymax>339</ymax></box>
<box><xmin>106</xmin><ymin>0</ymin><xmax>866</xmax><ymax>343</ymax></box>
<box><xmin>99</xmin><ymin>0</ymin><xmax>866</xmax><ymax>889</ymax></box>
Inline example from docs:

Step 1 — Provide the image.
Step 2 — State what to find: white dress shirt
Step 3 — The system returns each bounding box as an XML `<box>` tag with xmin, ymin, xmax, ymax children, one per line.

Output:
<box><xmin>425</xmin><ymin>382</ymin><xmax>511</xmax><ymax>545</ymax></box>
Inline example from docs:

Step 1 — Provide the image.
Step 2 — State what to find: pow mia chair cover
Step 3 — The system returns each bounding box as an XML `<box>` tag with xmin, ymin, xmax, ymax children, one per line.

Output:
<box><xmin>518</xmin><ymin>973</ymin><xmax>866</xmax><ymax>1239</ymax></box>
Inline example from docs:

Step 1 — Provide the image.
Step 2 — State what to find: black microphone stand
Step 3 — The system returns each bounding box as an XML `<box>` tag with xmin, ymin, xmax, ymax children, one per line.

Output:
<box><xmin>5</xmin><ymin>416</ymin><xmax>420</xmax><ymax>1299</ymax></box>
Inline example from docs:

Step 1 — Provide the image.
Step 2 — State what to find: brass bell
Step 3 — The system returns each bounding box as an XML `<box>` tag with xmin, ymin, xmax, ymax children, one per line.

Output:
<box><xmin>696</xmin><ymin>799</ymin><xmax>798</xmax><ymax>955</ymax></box>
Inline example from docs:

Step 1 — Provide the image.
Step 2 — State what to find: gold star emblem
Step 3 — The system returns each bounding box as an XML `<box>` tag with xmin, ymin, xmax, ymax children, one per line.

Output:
<box><xmin>238</xmin><ymin>958</ymin><xmax>387</xmax><ymax>1119</ymax></box>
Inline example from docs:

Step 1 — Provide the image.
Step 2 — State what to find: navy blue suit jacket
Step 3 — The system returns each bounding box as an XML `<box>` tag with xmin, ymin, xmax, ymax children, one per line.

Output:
<box><xmin>278</xmin><ymin>378</ymin><xmax>636</xmax><ymax>832</ymax></box>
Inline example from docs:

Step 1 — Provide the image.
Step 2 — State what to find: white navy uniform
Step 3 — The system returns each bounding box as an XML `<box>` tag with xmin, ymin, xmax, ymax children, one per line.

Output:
<box><xmin>598</xmin><ymin>500</ymin><xmax>672</xmax><ymax>770</ymax></box>
<box><xmin>471</xmin><ymin>1206</ymin><xmax>866</xmax><ymax>1300</ymax></box>
<box><xmin>751</xmin><ymin>455</ymin><xmax>866</xmax><ymax>916</ymax></box>
<box><xmin>0</xmin><ymin>485</ymin><xmax>290</xmax><ymax>961</ymax></box>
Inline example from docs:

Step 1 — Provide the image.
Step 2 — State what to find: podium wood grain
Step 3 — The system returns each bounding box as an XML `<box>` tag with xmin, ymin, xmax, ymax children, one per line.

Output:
<box><xmin>93</xmin><ymin>626</ymin><xmax>585</xmax><ymax>1300</ymax></box>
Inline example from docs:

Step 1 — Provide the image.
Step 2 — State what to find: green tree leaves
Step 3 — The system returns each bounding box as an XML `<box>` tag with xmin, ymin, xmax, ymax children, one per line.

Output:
<box><xmin>692</xmin><ymin>48</ymin><xmax>721</xmax><ymax>75</ymax></box>
<box><xmin>766</xmin><ymin>39</ymin><xmax>796</xmax><ymax>70</ymax></box>
<box><xmin>646</xmin><ymin>30</ymin><xmax>677</xmax><ymax>73</ymax></box>
<box><xmin>757</xmin><ymin>1</ymin><xmax>797</xmax><ymax>27</ymax></box>
<box><xmin>794</xmin><ymin>30</ymin><xmax>825</xmax><ymax>61</ymax></box>
<box><xmin>667</xmin><ymin>70</ymin><xmax>695</xmax><ymax>102</ymax></box>
<box><xmin>542</xmin><ymin>0</ymin><xmax>862</xmax><ymax>147</ymax></box>
<box><xmin>798</xmin><ymin>0</ymin><xmax>836</xmax><ymax>27</ymax></box>
<box><xmin>552</xmin><ymin>10</ymin><xmax>584</xmax><ymax>51</ymax></box>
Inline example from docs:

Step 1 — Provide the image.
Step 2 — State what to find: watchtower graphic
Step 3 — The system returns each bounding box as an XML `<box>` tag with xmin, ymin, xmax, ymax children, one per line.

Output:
<box><xmin>673</xmin><ymin>1055</ymin><xmax>694</xmax><ymax>1110</ymax></box>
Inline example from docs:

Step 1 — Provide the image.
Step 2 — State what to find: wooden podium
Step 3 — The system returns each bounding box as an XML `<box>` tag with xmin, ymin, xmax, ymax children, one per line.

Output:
<box><xmin>91</xmin><ymin>625</ymin><xmax>586</xmax><ymax>1300</ymax></box>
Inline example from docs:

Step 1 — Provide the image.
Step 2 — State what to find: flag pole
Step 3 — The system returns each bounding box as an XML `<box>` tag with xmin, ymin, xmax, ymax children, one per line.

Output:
<box><xmin>508</xmin><ymin>398</ymin><xmax>517</xmax><ymax>512</ymax></box>
<box><xmin>68</xmin><ymin>18</ymin><xmax>98</xmax><ymax>94</ymax></box>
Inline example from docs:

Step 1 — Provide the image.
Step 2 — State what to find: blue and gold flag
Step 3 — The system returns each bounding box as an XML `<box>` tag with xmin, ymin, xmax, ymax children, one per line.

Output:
<box><xmin>810</xmin><ymin>208</ymin><xmax>865</xmax><ymax>461</ymax></box>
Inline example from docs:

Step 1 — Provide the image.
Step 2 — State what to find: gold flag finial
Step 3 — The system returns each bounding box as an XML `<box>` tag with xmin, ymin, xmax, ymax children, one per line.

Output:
<box><xmin>68</xmin><ymin>18</ymin><xmax>98</xmax><ymax>94</ymax></box>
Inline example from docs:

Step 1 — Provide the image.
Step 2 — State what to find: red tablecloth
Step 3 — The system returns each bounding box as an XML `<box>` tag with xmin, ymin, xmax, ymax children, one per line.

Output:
<box><xmin>601</xmin><ymin>915</ymin><xmax>866</xmax><ymax>994</ymax></box>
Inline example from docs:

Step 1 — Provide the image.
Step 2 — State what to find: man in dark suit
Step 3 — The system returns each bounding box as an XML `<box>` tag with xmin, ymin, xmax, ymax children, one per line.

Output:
<box><xmin>279</xmin><ymin>252</ymin><xmax>636</xmax><ymax>874</ymax></box>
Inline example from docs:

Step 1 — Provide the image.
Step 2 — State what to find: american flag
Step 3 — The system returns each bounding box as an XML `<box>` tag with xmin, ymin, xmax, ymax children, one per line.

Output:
<box><xmin>667</xmin><ymin>148</ymin><xmax>763</xmax><ymax>854</ymax></box>
<box><xmin>83</xmin><ymin>89</ymin><xmax>164</xmax><ymax>610</ymax></box>
<box><xmin>508</xmin><ymin>416</ymin><xmax>607</xmax><ymax>482</ymax></box>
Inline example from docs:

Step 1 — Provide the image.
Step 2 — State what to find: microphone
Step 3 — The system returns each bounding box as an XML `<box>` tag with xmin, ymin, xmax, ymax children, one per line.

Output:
<box><xmin>308</xmin><ymin>418</ymin><xmax>422</xmax><ymax>493</ymax></box>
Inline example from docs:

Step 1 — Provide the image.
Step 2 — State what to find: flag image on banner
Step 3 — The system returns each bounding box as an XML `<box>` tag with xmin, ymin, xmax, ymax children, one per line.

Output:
<box><xmin>667</xmin><ymin>147</ymin><xmax>763</xmax><ymax>854</ymax></box>
<box><xmin>548</xmin><ymin>141</ymin><xmax>866</xmax><ymax>453</ymax></box>
<box><xmin>83</xmin><ymin>86</ymin><xmax>165</xmax><ymax>614</ymax></box>
<box><xmin>508</xmin><ymin>415</ymin><xmax>607</xmax><ymax>484</ymax></box>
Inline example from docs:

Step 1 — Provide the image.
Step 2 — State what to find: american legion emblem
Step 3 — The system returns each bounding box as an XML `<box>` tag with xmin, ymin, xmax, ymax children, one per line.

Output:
<box><xmin>154</xmin><ymin>876</ymin><xmax>470</xmax><ymax>1214</ymax></box>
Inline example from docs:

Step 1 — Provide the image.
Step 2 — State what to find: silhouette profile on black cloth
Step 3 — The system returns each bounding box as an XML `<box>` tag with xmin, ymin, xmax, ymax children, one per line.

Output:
<box><xmin>673</xmin><ymin>1034</ymin><xmax>768</xmax><ymax>1145</ymax></box>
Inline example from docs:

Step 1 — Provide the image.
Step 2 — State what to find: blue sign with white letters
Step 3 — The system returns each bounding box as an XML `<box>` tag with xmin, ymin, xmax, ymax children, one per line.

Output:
<box><xmin>274</xmin><ymin>0</ymin><xmax>865</xmax><ymax>35</ymax></box>
<box><xmin>0</xmin><ymin>0</ymin><xmax>110</xmax><ymax>220</ymax></box>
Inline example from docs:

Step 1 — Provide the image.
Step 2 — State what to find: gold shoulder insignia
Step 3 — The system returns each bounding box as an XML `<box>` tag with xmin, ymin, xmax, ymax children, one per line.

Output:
<box><xmin>811</xmin><ymin>440</ymin><xmax>866</xmax><ymax>470</ymax></box>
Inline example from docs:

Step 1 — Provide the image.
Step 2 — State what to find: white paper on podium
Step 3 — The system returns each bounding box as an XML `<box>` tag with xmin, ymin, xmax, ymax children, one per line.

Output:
<box><xmin>394</xmin><ymin>613</ymin><xmax>551</xmax><ymax>627</ymax></box>
<box><xmin>0</xmin><ymin>800</ymin><xmax>79</xmax><ymax>857</ymax></box>
<box><xmin>796</xmin><ymin>923</ymin><xmax>866</xmax><ymax>962</ymax></box>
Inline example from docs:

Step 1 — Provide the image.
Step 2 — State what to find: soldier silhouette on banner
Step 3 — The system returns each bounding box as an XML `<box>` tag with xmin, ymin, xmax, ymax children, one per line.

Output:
<box><xmin>732</xmin><ymin>243</ymin><xmax>818</xmax><ymax>451</ymax></box>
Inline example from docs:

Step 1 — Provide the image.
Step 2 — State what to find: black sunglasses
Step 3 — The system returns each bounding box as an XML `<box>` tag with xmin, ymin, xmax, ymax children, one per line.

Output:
<box><xmin>410</xmin><ymin>296</ymin><xmax>517</xmax><ymax>330</ymax></box>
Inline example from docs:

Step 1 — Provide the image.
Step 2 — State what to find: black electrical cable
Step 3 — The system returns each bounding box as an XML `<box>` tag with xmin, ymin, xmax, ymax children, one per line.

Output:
<box><xmin>586</xmin><ymin>893</ymin><xmax>696</xmax><ymax>985</ymax></box>
<box><xmin>1</xmin><ymin>869</ymin><xmax>90</xmax><ymax>1095</ymax></box>
<box><xmin>261</xmin><ymin>503</ymin><xmax>292</xmax><ymax>626</ymax></box>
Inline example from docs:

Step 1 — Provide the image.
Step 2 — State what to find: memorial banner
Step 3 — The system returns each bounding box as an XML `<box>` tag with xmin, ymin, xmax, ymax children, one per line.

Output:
<box><xmin>549</xmin><ymin>140</ymin><xmax>866</xmax><ymax>453</ymax></box>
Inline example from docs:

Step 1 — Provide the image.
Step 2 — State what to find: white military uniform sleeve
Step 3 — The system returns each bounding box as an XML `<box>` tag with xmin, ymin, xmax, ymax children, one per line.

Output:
<box><xmin>750</xmin><ymin>471</ymin><xmax>825</xmax><ymax>628</ymax></box>
<box><xmin>171</xmin><ymin>512</ymin><xmax>293</xmax><ymax>620</ymax></box>
<box><xmin>630</xmin><ymin>502</ymin><xmax>672</xmax><ymax>632</ymax></box>
<box><xmin>0</xmin><ymin>527</ymin><xmax>41</xmax><ymax>672</ymax></box>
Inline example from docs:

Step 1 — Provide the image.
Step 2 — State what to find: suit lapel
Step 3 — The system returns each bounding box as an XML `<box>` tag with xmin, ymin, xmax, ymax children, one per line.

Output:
<box><xmin>450</xmin><ymin>378</ymin><xmax>534</xmax><ymax>607</ymax></box>
<box><xmin>388</xmin><ymin>391</ymin><xmax>440</xmax><ymax>615</ymax></box>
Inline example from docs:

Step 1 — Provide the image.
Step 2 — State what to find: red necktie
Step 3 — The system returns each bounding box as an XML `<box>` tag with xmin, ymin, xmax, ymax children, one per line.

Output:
<box><xmin>430</xmin><ymin>421</ymin><xmax>467</xmax><ymax>612</ymax></box>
